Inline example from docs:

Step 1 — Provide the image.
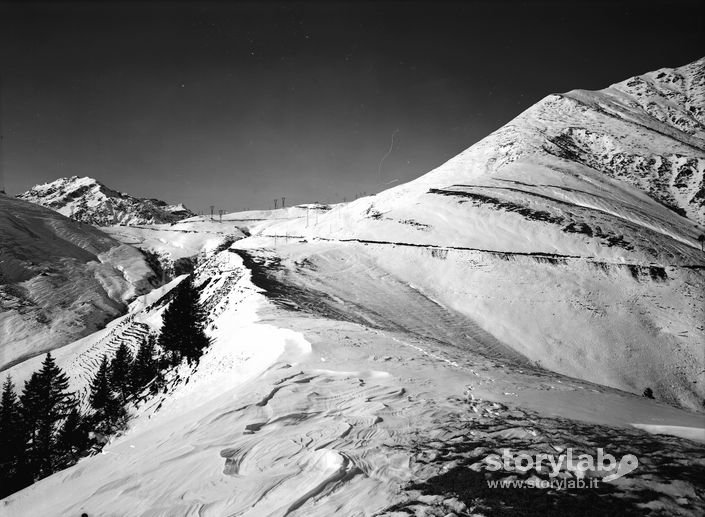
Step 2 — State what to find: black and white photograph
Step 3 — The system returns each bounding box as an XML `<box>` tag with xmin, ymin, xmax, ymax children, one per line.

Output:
<box><xmin>0</xmin><ymin>1</ymin><xmax>704</xmax><ymax>515</ymax></box>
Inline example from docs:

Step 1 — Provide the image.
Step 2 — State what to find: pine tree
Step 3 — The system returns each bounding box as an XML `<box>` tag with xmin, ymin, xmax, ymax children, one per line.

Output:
<box><xmin>18</xmin><ymin>371</ymin><xmax>42</xmax><ymax>481</ymax></box>
<box><xmin>0</xmin><ymin>377</ymin><xmax>26</xmax><ymax>497</ymax></box>
<box><xmin>158</xmin><ymin>276</ymin><xmax>210</xmax><ymax>364</ymax></box>
<box><xmin>89</xmin><ymin>355</ymin><xmax>124</xmax><ymax>433</ymax></box>
<box><xmin>55</xmin><ymin>407</ymin><xmax>88</xmax><ymax>465</ymax></box>
<box><xmin>89</xmin><ymin>355</ymin><xmax>113</xmax><ymax>413</ymax></box>
<box><xmin>110</xmin><ymin>342</ymin><xmax>134</xmax><ymax>402</ymax></box>
<box><xmin>159</xmin><ymin>278</ymin><xmax>190</xmax><ymax>363</ymax></box>
<box><xmin>131</xmin><ymin>334</ymin><xmax>159</xmax><ymax>394</ymax></box>
<box><xmin>20</xmin><ymin>353</ymin><xmax>76</xmax><ymax>479</ymax></box>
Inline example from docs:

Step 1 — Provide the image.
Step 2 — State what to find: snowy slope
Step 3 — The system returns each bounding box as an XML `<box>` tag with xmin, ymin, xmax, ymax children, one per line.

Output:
<box><xmin>18</xmin><ymin>176</ymin><xmax>195</xmax><ymax>226</ymax></box>
<box><xmin>2</xmin><ymin>243</ymin><xmax>704</xmax><ymax>516</ymax></box>
<box><xmin>267</xmin><ymin>58</ymin><xmax>705</xmax><ymax>253</ymax></box>
<box><xmin>247</xmin><ymin>58</ymin><xmax>705</xmax><ymax>410</ymax></box>
<box><xmin>98</xmin><ymin>206</ymin><xmax>325</xmax><ymax>278</ymax></box>
<box><xmin>101</xmin><ymin>219</ymin><xmax>247</xmax><ymax>282</ymax></box>
<box><xmin>0</xmin><ymin>193</ymin><xmax>158</xmax><ymax>370</ymax></box>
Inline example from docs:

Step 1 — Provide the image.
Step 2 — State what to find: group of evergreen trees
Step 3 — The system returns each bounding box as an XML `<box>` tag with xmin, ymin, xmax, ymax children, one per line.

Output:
<box><xmin>0</xmin><ymin>275</ymin><xmax>210</xmax><ymax>499</ymax></box>
<box><xmin>0</xmin><ymin>338</ymin><xmax>159</xmax><ymax>498</ymax></box>
<box><xmin>0</xmin><ymin>354</ymin><xmax>84</xmax><ymax>497</ymax></box>
<box><xmin>88</xmin><ymin>336</ymin><xmax>161</xmax><ymax>435</ymax></box>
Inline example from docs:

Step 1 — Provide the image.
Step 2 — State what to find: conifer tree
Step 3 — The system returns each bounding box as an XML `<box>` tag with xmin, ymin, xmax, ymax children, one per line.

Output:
<box><xmin>158</xmin><ymin>276</ymin><xmax>210</xmax><ymax>364</ymax></box>
<box><xmin>131</xmin><ymin>334</ymin><xmax>159</xmax><ymax>393</ymax></box>
<box><xmin>0</xmin><ymin>377</ymin><xmax>26</xmax><ymax>497</ymax></box>
<box><xmin>55</xmin><ymin>406</ymin><xmax>88</xmax><ymax>465</ymax></box>
<box><xmin>110</xmin><ymin>342</ymin><xmax>134</xmax><ymax>402</ymax></box>
<box><xmin>20</xmin><ymin>353</ymin><xmax>76</xmax><ymax>479</ymax></box>
<box><xmin>89</xmin><ymin>355</ymin><xmax>124</xmax><ymax>433</ymax></box>
<box><xmin>18</xmin><ymin>371</ymin><xmax>42</xmax><ymax>481</ymax></box>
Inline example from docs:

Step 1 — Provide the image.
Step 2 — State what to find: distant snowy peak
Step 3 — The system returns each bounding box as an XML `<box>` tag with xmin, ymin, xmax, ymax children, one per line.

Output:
<box><xmin>18</xmin><ymin>176</ymin><xmax>195</xmax><ymax>226</ymax></box>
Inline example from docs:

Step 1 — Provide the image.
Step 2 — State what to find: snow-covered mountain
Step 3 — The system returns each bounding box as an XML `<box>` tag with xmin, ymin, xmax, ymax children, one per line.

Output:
<box><xmin>299</xmin><ymin>57</ymin><xmax>705</xmax><ymax>247</ymax></box>
<box><xmin>17</xmin><ymin>176</ymin><xmax>195</xmax><ymax>226</ymax></box>
<box><xmin>257</xmin><ymin>57</ymin><xmax>705</xmax><ymax>410</ymax></box>
<box><xmin>0</xmin><ymin>193</ymin><xmax>158</xmax><ymax>370</ymax></box>
<box><xmin>3</xmin><ymin>59</ymin><xmax>705</xmax><ymax>516</ymax></box>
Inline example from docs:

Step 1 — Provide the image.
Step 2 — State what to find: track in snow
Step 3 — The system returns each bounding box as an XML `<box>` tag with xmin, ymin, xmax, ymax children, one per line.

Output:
<box><xmin>67</xmin><ymin>317</ymin><xmax>151</xmax><ymax>406</ymax></box>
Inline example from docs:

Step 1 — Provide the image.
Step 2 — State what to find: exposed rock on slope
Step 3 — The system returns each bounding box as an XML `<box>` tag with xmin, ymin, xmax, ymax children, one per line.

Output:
<box><xmin>18</xmin><ymin>176</ymin><xmax>195</xmax><ymax>226</ymax></box>
<box><xmin>546</xmin><ymin>57</ymin><xmax>705</xmax><ymax>223</ymax></box>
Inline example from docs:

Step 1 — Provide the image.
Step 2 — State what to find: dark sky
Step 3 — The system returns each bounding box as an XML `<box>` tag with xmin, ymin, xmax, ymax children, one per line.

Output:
<box><xmin>1</xmin><ymin>1</ymin><xmax>703</xmax><ymax>213</ymax></box>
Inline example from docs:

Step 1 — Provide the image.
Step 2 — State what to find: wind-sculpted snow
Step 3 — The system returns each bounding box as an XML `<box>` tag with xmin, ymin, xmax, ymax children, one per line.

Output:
<box><xmin>216</xmin><ymin>370</ymin><xmax>414</xmax><ymax>515</ymax></box>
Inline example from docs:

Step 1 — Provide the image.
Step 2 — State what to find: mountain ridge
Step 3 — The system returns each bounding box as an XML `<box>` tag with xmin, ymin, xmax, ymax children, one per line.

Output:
<box><xmin>253</xmin><ymin>57</ymin><xmax>705</xmax><ymax>409</ymax></box>
<box><xmin>17</xmin><ymin>176</ymin><xmax>195</xmax><ymax>226</ymax></box>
